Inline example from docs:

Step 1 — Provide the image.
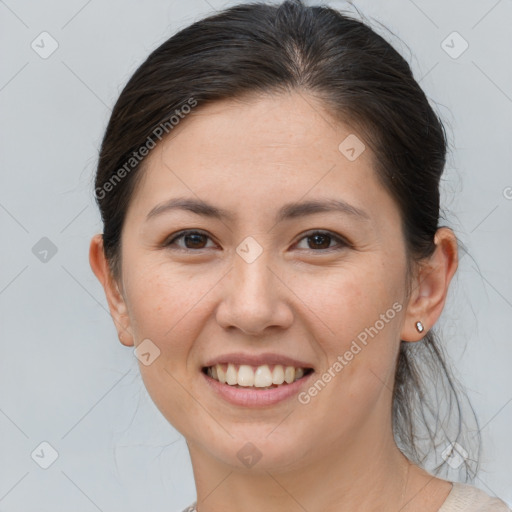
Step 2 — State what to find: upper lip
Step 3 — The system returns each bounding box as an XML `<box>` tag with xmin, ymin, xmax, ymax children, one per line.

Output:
<box><xmin>203</xmin><ymin>352</ymin><xmax>314</xmax><ymax>369</ymax></box>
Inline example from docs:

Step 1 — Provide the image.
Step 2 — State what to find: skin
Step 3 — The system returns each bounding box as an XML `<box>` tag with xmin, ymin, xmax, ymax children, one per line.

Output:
<box><xmin>90</xmin><ymin>91</ymin><xmax>458</xmax><ymax>512</ymax></box>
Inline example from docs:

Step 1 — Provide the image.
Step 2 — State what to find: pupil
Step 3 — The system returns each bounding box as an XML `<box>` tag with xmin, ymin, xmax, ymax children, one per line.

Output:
<box><xmin>310</xmin><ymin>234</ymin><xmax>330</xmax><ymax>249</ymax></box>
<box><xmin>186</xmin><ymin>234</ymin><xmax>206</xmax><ymax>248</ymax></box>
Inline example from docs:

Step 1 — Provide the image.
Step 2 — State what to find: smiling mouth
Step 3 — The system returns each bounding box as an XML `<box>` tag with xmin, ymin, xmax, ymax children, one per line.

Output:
<box><xmin>202</xmin><ymin>363</ymin><xmax>314</xmax><ymax>389</ymax></box>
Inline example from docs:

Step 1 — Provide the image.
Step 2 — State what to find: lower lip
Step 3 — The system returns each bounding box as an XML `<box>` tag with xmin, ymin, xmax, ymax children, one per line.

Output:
<box><xmin>202</xmin><ymin>370</ymin><xmax>314</xmax><ymax>407</ymax></box>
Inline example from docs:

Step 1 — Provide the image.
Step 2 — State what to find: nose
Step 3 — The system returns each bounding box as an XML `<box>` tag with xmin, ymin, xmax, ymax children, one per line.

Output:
<box><xmin>215</xmin><ymin>248</ymin><xmax>294</xmax><ymax>335</ymax></box>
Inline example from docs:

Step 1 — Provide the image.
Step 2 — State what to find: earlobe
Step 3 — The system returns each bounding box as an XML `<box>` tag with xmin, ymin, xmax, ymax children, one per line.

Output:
<box><xmin>89</xmin><ymin>234</ymin><xmax>135</xmax><ymax>347</ymax></box>
<box><xmin>400</xmin><ymin>228</ymin><xmax>458</xmax><ymax>343</ymax></box>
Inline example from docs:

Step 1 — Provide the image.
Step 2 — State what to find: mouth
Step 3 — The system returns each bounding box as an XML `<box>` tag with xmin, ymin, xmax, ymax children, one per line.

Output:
<box><xmin>202</xmin><ymin>363</ymin><xmax>314</xmax><ymax>389</ymax></box>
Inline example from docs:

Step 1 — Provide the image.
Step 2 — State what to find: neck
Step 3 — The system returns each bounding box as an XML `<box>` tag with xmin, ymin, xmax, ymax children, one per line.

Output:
<box><xmin>186</xmin><ymin>419</ymin><xmax>419</xmax><ymax>512</ymax></box>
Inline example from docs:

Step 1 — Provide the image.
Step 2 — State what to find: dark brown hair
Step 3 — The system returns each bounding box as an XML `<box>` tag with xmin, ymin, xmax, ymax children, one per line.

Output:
<box><xmin>94</xmin><ymin>0</ymin><xmax>480</xmax><ymax>479</ymax></box>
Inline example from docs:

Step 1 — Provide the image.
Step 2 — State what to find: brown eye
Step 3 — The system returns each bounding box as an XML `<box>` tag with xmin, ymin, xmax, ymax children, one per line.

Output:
<box><xmin>163</xmin><ymin>229</ymin><xmax>349</xmax><ymax>253</ymax></box>
<box><xmin>165</xmin><ymin>230</ymin><xmax>215</xmax><ymax>250</ymax></box>
<box><xmin>295</xmin><ymin>231</ymin><xmax>349</xmax><ymax>251</ymax></box>
<box><xmin>308</xmin><ymin>233</ymin><xmax>332</xmax><ymax>249</ymax></box>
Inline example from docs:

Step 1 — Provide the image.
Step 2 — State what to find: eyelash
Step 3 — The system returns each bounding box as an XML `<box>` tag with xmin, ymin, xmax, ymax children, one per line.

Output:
<box><xmin>163</xmin><ymin>229</ymin><xmax>351</xmax><ymax>253</ymax></box>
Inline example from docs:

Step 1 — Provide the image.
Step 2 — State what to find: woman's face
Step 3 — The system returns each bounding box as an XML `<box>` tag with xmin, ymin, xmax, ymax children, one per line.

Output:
<box><xmin>101</xmin><ymin>92</ymin><xmax>415</xmax><ymax>472</ymax></box>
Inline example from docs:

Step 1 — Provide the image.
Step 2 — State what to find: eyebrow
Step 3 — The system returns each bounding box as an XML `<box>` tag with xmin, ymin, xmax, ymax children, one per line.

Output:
<box><xmin>145</xmin><ymin>196</ymin><xmax>371</xmax><ymax>224</ymax></box>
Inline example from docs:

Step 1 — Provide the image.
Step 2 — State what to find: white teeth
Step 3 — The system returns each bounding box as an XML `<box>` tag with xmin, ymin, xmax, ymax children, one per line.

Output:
<box><xmin>284</xmin><ymin>366</ymin><xmax>295</xmax><ymax>384</ymax></box>
<box><xmin>207</xmin><ymin>363</ymin><xmax>309</xmax><ymax>387</ymax></box>
<box><xmin>237</xmin><ymin>365</ymin><xmax>254</xmax><ymax>387</ymax></box>
<box><xmin>271</xmin><ymin>365</ymin><xmax>285</xmax><ymax>385</ymax></box>
<box><xmin>254</xmin><ymin>365</ymin><xmax>273</xmax><ymax>387</ymax></box>
<box><xmin>226</xmin><ymin>363</ymin><xmax>238</xmax><ymax>385</ymax></box>
<box><xmin>217</xmin><ymin>364</ymin><xmax>227</xmax><ymax>384</ymax></box>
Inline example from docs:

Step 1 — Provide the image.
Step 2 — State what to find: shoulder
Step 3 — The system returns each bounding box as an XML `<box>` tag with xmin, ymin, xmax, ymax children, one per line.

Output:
<box><xmin>439</xmin><ymin>482</ymin><xmax>511</xmax><ymax>512</ymax></box>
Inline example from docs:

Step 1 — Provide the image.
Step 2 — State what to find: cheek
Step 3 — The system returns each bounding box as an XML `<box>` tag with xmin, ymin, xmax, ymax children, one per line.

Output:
<box><xmin>123</xmin><ymin>265</ymin><xmax>215</xmax><ymax>432</ymax></box>
<box><xmin>293</xmin><ymin>257</ymin><xmax>403</xmax><ymax>342</ymax></box>
<box><xmin>294</xmin><ymin>259</ymin><xmax>405</xmax><ymax>398</ymax></box>
<box><xmin>122</xmin><ymin>262</ymin><xmax>219</xmax><ymax>357</ymax></box>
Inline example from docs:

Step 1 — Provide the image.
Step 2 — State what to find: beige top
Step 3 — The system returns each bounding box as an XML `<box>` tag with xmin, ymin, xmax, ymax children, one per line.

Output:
<box><xmin>181</xmin><ymin>481</ymin><xmax>511</xmax><ymax>511</ymax></box>
<box><xmin>438</xmin><ymin>482</ymin><xmax>511</xmax><ymax>511</ymax></box>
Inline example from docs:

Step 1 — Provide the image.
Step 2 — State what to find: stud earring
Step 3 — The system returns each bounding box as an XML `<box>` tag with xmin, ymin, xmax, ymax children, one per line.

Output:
<box><xmin>415</xmin><ymin>321</ymin><xmax>424</xmax><ymax>333</ymax></box>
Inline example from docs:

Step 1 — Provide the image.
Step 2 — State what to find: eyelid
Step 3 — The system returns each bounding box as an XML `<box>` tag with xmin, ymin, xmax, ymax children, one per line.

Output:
<box><xmin>164</xmin><ymin>229</ymin><xmax>217</xmax><ymax>250</ymax></box>
<box><xmin>164</xmin><ymin>229</ymin><xmax>351</xmax><ymax>252</ymax></box>
<box><xmin>294</xmin><ymin>229</ymin><xmax>351</xmax><ymax>250</ymax></box>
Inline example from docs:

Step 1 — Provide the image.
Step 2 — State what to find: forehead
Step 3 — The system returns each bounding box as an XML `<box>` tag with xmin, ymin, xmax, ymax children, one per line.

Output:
<box><xmin>126</xmin><ymin>91</ymin><xmax>398</xmax><ymax>229</ymax></box>
<box><xmin>170</xmin><ymin>92</ymin><xmax>353</xmax><ymax>159</ymax></box>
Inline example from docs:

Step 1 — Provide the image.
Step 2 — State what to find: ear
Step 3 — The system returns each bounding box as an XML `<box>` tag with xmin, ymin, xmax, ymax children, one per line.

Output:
<box><xmin>400</xmin><ymin>227</ymin><xmax>458</xmax><ymax>342</ymax></box>
<box><xmin>89</xmin><ymin>233</ymin><xmax>135</xmax><ymax>347</ymax></box>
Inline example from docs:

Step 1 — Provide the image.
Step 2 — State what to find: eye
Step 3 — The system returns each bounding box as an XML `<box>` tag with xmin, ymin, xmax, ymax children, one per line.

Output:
<box><xmin>163</xmin><ymin>229</ymin><xmax>350</xmax><ymax>252</ymax></box>
<box><xmin>164</xmin><ymin>230</ymin><xmax>217</xmax><ymax>251</ymax></box>
<box><xmin>295</xmin><ymin>230</ymin><xmax>349</xmax><ymax>251</ymax></box>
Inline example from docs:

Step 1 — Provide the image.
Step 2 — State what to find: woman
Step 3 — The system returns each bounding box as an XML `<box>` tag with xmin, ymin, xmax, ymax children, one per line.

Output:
<box><xmin>89</xmin><ymin>1</ymin><xmax>511</xmax><ymax>510</ymax></box>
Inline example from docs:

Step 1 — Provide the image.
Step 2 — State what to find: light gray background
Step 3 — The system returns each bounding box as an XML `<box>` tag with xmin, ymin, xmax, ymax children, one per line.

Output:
<box><xmin>1</xmin><ymin>0</ymin><xmax>511</xmax><ymax>510</ymax></box>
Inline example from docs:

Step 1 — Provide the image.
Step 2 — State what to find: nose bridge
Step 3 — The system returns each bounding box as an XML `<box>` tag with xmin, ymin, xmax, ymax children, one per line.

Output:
<box><xmin>232</xmin><ymin>240</ymin><xmax>276</xmax><ymax>304</ymax></box>
<box><xmin>215</xmin><ymin>236</ymin><xmax>292</xmax><ymax>333</ymax></box>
